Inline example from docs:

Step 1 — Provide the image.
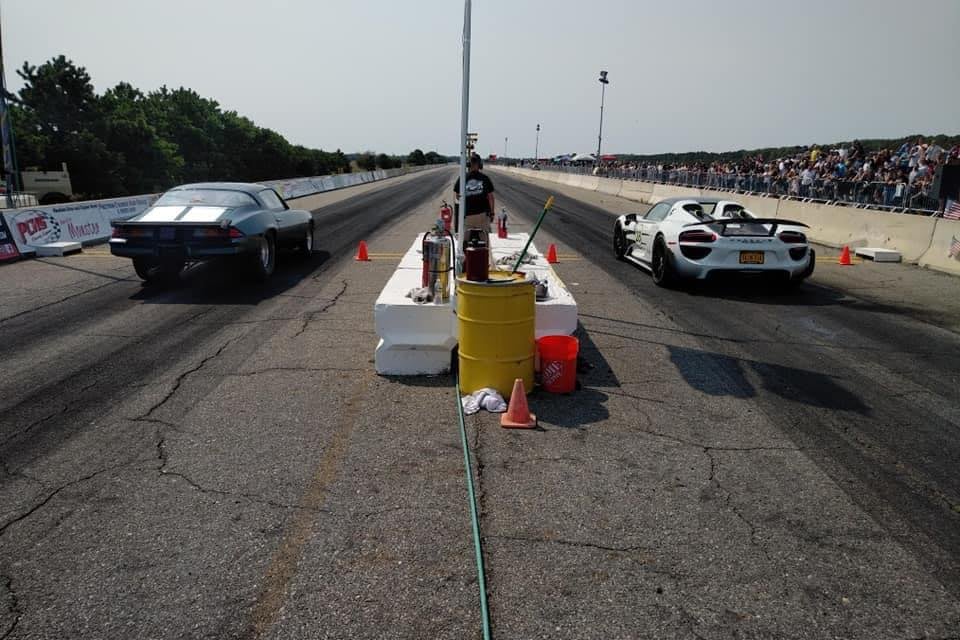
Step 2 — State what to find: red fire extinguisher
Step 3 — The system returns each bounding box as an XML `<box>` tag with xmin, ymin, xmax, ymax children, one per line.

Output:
<box><xmin>439</xmin><ymin>200</ymin><xmax>453</xmax><ymax>232</ymax></box>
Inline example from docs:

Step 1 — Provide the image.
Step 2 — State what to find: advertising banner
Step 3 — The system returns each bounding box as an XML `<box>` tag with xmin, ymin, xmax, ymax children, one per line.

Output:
<box><xmin>0</xmin><ymin>213</ymin><xmax>19</xmax><ymax>262</ymax></box>
<box><xmin>2</xmin><ymin>194</ymin><xmax>157</xmax><ymax>253</ymax></box>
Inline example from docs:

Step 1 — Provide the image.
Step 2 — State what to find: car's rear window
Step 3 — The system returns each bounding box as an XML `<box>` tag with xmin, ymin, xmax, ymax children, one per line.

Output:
<box><xmin>155</xmin><ymin>189</ymin><xmax>257</xmax><ymax>208</ymax></box>
<box><xmin>682</xmin><ymin>203</ymin><xmax>717</xmax><ymax>220</ymax></box>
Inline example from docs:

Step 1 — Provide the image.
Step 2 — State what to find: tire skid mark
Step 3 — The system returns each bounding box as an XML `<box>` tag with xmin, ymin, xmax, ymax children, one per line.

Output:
<box><xmin>248</xmin><ymin>371</ymin><xmax>372</xmax><ymax>638</ymax></box>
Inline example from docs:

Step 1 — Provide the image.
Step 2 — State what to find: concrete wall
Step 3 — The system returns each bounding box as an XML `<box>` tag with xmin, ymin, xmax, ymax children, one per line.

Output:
<box><xmin>492</xmin><ymin>166</ymin><xmax>960</xmax><ymax>276</ymax></box>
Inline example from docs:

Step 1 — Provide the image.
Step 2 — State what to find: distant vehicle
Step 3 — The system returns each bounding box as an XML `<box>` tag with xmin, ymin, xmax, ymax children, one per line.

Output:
<box><xmin>612</xmin><ymin>197</ymin><xmax>815</xmax><ymax>287</ymax></box>
<box><xmin>21</xmin><ymin>163</ymin><xmax>73</xmax><ymax>204</ymax></box>
<box><xmin>109</xmin><ymin>182</ymin><xmax>313</xmax><ymax>284</ymax></box>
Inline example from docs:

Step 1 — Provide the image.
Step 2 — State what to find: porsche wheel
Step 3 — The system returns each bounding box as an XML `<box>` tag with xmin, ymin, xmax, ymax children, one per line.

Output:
<box><xmin>651</xmin><ymin>238</ymin><xmax>676</xmax><ymax>288</ymax></box>
<box><xmin>613</xmin><ymin>225</ymin><xmax>627</xmax><ymax>259</ymax></box>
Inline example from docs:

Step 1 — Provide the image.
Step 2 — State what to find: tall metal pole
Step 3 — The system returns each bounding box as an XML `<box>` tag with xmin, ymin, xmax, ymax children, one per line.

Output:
<box><xmin>0</xmin><ymin>2</ymin><xmax>17</xmax><ymax>208</ymax></box>
<box><xmin>534</xmin><ymin>124</ymin><xmax>540</xmax><ymax>165</ymax></box>
<box><xmin>456</xmin><ymin>0</ymin><xmax>472</xmax><ymax>256</ymax></box>
<box><xmin>596</xmin><ymin>82</ymin><xmax>604</xmax><ymax>162</ymax></box>
<box><xmin>596</xmin><ymin>70</ymin><xmax>609</xmax><ymax>170</ymax></box>
<box><xmin>504</xmin><ymin>137</ymin><xmax>507</xmax><ymax>160</ymax></box>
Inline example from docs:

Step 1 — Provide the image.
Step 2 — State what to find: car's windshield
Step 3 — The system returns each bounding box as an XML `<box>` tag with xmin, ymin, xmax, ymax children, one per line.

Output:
<box><xmin>155</xmin><ymin>189</ymin><xmax>257</xmax><ymax>208</ymax></box>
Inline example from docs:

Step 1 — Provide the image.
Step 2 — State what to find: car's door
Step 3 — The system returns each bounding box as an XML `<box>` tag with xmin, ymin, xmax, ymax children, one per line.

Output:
<box><xmin>634</xmin><ymin>202</ymin><xmax>671</xmax><ymax>263</ymax></box>
<box><xmin>258</xmin><ymin>189</ymin><xmax>293</xmax><ymax>239</ymax></box>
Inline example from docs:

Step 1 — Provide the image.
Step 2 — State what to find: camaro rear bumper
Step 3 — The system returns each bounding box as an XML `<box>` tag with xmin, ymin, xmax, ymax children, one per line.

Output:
<box><xmin>108</xmin><ymin>237</ymin><xmax>258</xmax><ymax>259</ymax></box>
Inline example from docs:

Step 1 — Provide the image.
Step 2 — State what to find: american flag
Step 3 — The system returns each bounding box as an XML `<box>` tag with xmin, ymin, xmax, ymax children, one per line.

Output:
<box><xmin>950</xmin><ymin>235</ymin><xmax>960</xmax><ymax>259</ymax></box>
<box><xmin>945</xmin><ymin>199</ymin><xmax>960</xmax><ymax>220</ymax></box>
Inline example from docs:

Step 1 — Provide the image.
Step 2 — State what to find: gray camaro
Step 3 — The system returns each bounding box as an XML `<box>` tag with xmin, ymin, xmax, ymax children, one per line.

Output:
<box><xmin>110</xmin><ymin>182</ymin><xmax>314</xmax><ymax>283</ymax></box>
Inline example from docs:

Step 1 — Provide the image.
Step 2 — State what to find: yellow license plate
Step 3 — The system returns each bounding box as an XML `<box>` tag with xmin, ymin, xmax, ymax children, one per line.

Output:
<box><xmin>739</xmin><ymin>251</ymin><xmax>764</xmax><ymax>264</ymax></box>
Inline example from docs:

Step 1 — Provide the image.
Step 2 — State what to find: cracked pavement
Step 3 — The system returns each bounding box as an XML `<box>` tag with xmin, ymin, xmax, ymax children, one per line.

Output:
<box><xmin>2</xmin><ymin>163</ymin><xmax>959</xmax><ymax>639</ymax></box>
<box><xmin>469</xmin><ymin>172</ymin><xmax>960</xmax><ymax>638</ymax></box>
<box><xmin>0</xmin><ymin>169</ymin><xmax>479</xmax><ymax>639</ymax></box>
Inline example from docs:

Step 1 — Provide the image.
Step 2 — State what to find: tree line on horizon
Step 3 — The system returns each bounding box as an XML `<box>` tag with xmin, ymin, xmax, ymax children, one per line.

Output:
<box><xmin>5</xmin><ymin>56</ymin><xmax>448</xmax><ymax>200</ymax></box>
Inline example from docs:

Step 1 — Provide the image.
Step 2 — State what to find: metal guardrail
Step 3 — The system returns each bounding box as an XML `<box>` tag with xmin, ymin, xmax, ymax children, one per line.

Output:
<box><xmin>0</xmin><ymin>192</ymin><xmax>40</xmax><ymax>209</ymax></box>
<box><xmin>528</xmin><ymin>164</ymin><xmax>940</xmax><ymax>215</ymax></box>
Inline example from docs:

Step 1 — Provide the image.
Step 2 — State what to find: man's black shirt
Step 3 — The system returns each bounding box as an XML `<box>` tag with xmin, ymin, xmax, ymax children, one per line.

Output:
<box><xmin>454</xmin><ymin>170</ymin><xmax>495</xmax><ymax>216</ymax></box>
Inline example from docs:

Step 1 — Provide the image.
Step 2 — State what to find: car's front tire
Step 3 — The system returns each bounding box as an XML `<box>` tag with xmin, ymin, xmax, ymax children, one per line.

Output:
<box><xmin>651</xmin><ymin>237</ymin><xmax>677</xmax><ymax>288</ymax></box>
<box><xmin>249</xmin><ymin>233</ymin><xmax>276</xmax><ymax>281</ymax></box>
<box><xmin>613</xmin><ymin>225</ymin><xmax>627</xmax><ymax>259</ymax></box>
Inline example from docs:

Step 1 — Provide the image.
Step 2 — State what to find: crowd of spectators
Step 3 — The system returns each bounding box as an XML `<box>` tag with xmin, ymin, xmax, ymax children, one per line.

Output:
<box><xmin>541</xmin><ymin>139</ymin><xmax>960</xmax><ymax>212</ymax></box>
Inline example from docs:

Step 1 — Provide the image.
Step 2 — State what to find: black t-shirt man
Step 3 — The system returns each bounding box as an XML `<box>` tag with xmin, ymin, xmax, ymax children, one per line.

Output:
<box><xmin>454</xmin><ymin>155</ymin><xmax>495</xmax><ymax>215</ymax></box>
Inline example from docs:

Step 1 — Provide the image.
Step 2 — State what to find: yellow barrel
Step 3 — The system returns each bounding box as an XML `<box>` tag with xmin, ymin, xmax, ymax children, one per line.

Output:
<box><xmin>457</xmin><ymin>272</ymin><xmax>535</xmax><ymax>397</ymax></box>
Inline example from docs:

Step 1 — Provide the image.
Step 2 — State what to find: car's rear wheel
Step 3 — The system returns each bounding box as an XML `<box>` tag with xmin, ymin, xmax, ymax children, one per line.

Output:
<box><xmin>786</xmin><ymin>248</ymin><xmax>816</xmax><ymax>290</ymax></box>
<box><xmin>133</xmin><ymin>257</ymin><xmax>183</xmax><ymax>285</ymax></box>
<box><xmin>296</xmin><ymin>223</ymin><xmax>314</xmax><ymax>258</ymax></box>
<box><xmin>651</xmin><ymin>238</ymin><xmax>676</xmax><ymax>288</ymax></box>
<box><xmin>249</xmin><ymin>233</ymin><xmax>276</xmax><ymax>281</ymax></box>
<box><xmin>613</xmin><ymin>225</ymin><xmax>627</xmax><ymax>259</ymax></box>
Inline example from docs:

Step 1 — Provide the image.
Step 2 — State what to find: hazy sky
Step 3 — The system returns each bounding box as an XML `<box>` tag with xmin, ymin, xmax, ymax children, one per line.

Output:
<box><xmin>5</xmin><ymin>0</ymin><xmax>959</xmax><ymax>157</ymax></box>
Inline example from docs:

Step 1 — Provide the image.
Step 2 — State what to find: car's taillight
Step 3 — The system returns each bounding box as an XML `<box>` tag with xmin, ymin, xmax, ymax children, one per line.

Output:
<box><xmin>113</xmin><ymin>226</ymin><xmax>151</xmax><ymax>239</ymax></box>
<box><xmin>228</xmin><ymin>227</ymin><xmax>244</xmax><ymax>239</ymax></box>
<box><xmin>779</xmin><ymin>231</ymin><xmax>807</xmax><ymax>244</ymax></box>
<box><xmin>679</xmin><ymin>229</ymin><xmax>717</xmax><ymax>243</ymax></box>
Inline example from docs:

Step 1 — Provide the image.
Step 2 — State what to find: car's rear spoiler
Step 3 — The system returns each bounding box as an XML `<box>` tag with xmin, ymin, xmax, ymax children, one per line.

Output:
<box><xmin>684</xmin><ymin>218</ymin><xmax>809</xmax><ymax>236</ymax></box>
<box><xmin>111</xmin><ymin>220</ymin><xmax>226</xmax><ymax>227</ymax></box>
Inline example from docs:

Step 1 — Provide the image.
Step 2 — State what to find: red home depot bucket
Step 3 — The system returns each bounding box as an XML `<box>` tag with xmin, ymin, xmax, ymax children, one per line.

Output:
<box><xmin>537</xmin><ymin>335</ymin><xmax>579</xmax><ymax>393</ymax></box>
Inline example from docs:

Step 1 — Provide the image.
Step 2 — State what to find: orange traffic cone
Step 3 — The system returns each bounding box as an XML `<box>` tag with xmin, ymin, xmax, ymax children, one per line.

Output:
<box><xmin>355</xmin><ymin>240</ymin><xmax>370</xmax><ymax>261</ymax></box>
<box><xmin>546</xmin><ymin>244</ymin><xmax>559</xmax><ymax>264</ymax></box>
<box><xmin>838</xmin><ymin>245</ymin><xmax>852</xmax><ymax>266</ymax></box>
<box><xmin>500</xmin><ymin>378</ymin><xmax>537</xmax><ymax>429</ymax></box>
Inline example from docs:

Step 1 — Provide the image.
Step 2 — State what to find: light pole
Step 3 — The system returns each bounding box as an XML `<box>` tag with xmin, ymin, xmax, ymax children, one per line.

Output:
<box><xmin>534</xmin><ymin>124</ymin><xmax>540</xmax><ymax>166</ymax></box>
<box><xmin>596</xmin><ymin>70</ymin><xmax>609</xmax><ymax>169</ymax></box>
<box><xmin>0</xmin><ymin>6</ymin><xmax>20</xmax><ymax>207</ymax></box>
<box><xmin>457</xmin><ymin>0</ymin><xmax>472</xmax><ymax>252</ymax></box>
<box><xmin>504</xmin><ymin>137</ymin><xmax>508</xmax><ymax>161</ymax></box>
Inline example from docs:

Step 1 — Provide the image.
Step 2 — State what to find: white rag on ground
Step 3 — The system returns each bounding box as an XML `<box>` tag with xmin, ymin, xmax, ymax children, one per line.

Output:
<box><xmin>460</xmin><ymin>388</ymin><xmax>508</xmax><ymax>415</ymax></box>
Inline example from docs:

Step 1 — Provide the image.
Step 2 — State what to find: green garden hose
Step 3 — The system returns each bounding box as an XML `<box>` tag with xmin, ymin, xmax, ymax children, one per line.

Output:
<box><xmin>456</xmin><ymin>376</ymin><xmax>493</xmax><ymax>640</ymax></box>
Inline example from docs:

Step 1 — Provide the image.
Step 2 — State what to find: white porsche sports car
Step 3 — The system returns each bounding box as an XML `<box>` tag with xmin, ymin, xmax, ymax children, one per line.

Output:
<box><xmin>613</xmin><ymin>197</ymin><xmax>815</xmax><ymax>287</ymax></box>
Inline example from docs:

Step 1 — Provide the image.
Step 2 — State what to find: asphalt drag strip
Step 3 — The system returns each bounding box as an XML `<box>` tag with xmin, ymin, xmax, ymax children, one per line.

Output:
<box><xmin>472</xmin><ymin>171</ymin><xmax>960</xmax><ymax>638</ymax></box>
<box><xmin>0</xmin><ymin>167</ymin><xmax>487</xmax><ymax>639</ymax></box>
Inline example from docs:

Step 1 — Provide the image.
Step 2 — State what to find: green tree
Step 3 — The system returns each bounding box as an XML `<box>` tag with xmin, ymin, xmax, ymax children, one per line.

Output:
<box><xmin>13</xmin><ymin>55</ymin><xmax>123</xmax><ymax>197</ymax></box>
<box><xmin>99</xmin><ymin>82</ymin><xmax>183</xmax><ymax>193</ymax></box>
<box><xmin>356</xmin><ymin>152</ymin><xmax>376</xmax><ymax>172</ymax></box>
<box><xmin>407</xmin><ymin>148</ymin><xmax>426</xmax><ymax>166</ymax></box>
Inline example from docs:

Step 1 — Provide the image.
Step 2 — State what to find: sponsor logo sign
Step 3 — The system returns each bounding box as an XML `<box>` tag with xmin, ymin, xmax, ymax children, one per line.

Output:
<box><xmin>0</xmin><ymin>214</ymin><xmax>19</xmax><ymax>262</ymax></box>
<box><xmin>1</xmin><ymin>194</ymin><xmax>156</xmax><ymax>254</ymax></box>
<box><xmin>11</xmin><ymin>209</ymin><xmax>62</xmax><ymax>245</ymax></box>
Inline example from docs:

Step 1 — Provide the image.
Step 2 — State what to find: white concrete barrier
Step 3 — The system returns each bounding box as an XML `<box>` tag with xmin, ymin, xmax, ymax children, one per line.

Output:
<box><xmin>374</xmin><ymin>232</ymin><xmax>578</xmax><ymax>375</ymax></box>
<box><xmin>580</xmin><ymin>176</ymin><xmax>600</xmax><ymax>191</ymax></box>
<box><xmin>597</xmin><ymin>177</ymin><xmax>623</xmax><ymax>196</ymax></box>
<box><xmin>776</xmin><ymin>200</ymin><xmax>936</xmax><ymax>262</ymax></box>
<box><xmin>493</xmin><ymin>168</ymin><xmax>955</xmax><ymax>273</ymax></box>
<box><xmin>619</xmin><ymin>180</ymin><xmax>654</xmax><ymax>203</ymax></box>
<box><xmin>916</xmin><ymin>218</ymin><xmax>960</xmax><ymax>275</ymax></box>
